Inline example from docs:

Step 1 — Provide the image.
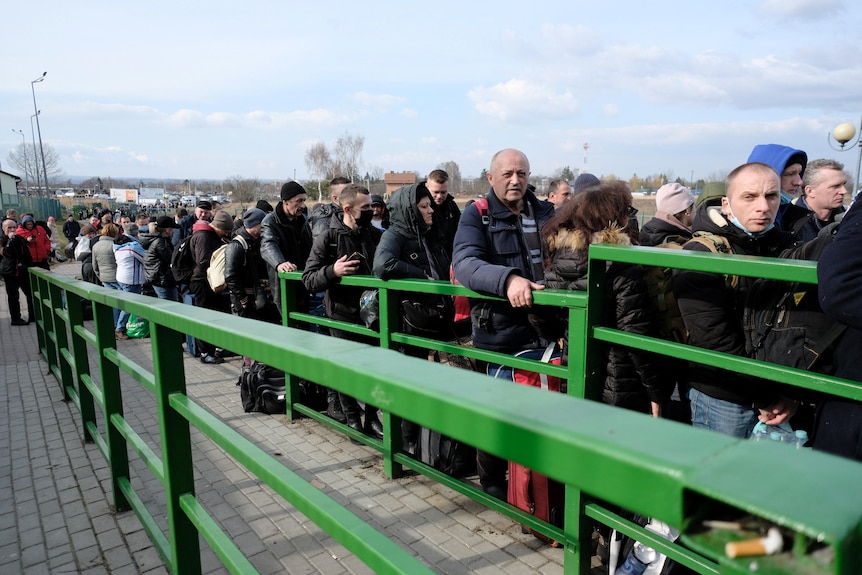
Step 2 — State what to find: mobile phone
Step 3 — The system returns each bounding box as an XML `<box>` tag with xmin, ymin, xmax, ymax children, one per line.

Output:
<box><xmin>347</xmin><ymin>251</ymin><xmax>365</xmax><ymax>262</ymax></box>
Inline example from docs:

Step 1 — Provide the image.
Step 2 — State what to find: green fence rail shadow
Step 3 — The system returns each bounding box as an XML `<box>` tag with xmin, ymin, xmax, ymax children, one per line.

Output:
<box><xmin>29</xmin><ymin>242</ymin><xmax>862</xmax><ymax>575</ymax></box>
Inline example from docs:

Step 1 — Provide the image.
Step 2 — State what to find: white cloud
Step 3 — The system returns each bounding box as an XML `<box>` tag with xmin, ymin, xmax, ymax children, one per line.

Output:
<box><xmin>351</xmin><ymin>92</ymin><xmax>406</xmax><ymax>112</ymax></box>
<box><xmin>129</xmin><ymin>152</ymin><xmax>149</xmax><ymax>163</ymax></box>
<box><xmin>759</xmin><ymin>0</ymin><xmax>844</xmax><ymax>20</ymax></box>
<box><xmin>468</xmin><ymin>79</ymin><xmax>580</xmax><ymax>122</ymax></box>
<box><xmin>400</xmin><ymin>108</ymin><xmax>418</xmax><ymax>118</ymax></box>
<box><xmin>70</xmin><ymin>151</ymin><xmax>88</xmax><ymax>164</ymax></box>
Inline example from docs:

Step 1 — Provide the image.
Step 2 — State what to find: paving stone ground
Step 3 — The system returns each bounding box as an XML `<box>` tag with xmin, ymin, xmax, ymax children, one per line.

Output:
<box><xmin>0</xmin><ymin>260</ymin><xmax>571</xmax><ymax>574</ymax></box>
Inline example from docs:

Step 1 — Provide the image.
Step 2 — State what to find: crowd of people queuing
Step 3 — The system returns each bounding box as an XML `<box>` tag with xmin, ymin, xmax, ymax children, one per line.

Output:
<box><xmin>4</xmin><ymin>142</ymin><xmax>862</xmax><ymax>490</ymax></box>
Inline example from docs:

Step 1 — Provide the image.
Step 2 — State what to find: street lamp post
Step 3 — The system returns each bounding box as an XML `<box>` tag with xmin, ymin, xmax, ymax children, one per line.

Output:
<box><xmin>30</xmin><ymin>112</ymin><xmax>42</xmax><ymax>195</ymax></box>
<box><xmin>31</xmin><ymin>71</ymin><xmax>49</xmax><ymax>198</ymax></box>
<box><xmin>11</xmin><ymin>129</ymin><xmax>31</xmax><ymax>194</ymax></box>
<box><xmin>828</xmin><ymin>116</ymin><xmax>862</xmax><ymax>199</ymax></box>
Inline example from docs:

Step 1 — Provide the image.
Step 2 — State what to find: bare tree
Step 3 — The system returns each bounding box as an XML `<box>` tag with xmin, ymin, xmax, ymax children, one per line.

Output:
<box><xmin>304</xmin><ymin>142</ymin><xmax>333</xmax><ymax>202</ymax></box>
<box><xmin>223</xmin><ymin>175</ymin><xmax>261</xmax><ymax>210</ymax></box>
<box><xmin>6</xmin><ymin>142</ymin><xmax>64</xmax><ymax>194</ymax></box>
<box><xmin>436</xmin><ymin>161</ymin><xmax>463</xmax><ymax>196</ymax></box>
<box><xmin>333</xmin><ymin>132</ymin><xmax>364</xmax><ymax>182</ymax></box>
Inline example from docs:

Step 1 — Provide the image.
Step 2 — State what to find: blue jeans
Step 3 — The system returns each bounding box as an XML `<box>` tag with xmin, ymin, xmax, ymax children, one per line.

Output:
<box><xmin>153</xmin><ymin>285</ymin><xmax>179</xmax><ymax>302</ymax></box>
<box><xmin>101</xmin><ymin>281</ymin><xmax>122</xmax><ymax>330</ymax></box>
<box><xmin>689</xmin><ymin>387</ymin><xmax>757</xmax><ymax>438</ymax></box>
<box><xmin>116</xmin><ymin>282</ymin><xmax>142</xmax><ymax>331</ymax></box>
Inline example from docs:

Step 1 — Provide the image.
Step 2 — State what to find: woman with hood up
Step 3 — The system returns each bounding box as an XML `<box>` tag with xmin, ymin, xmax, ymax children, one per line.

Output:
<box><xmin>373</xmin><ymin>182</ymin><xmax>454</xmax><ymax>452</ymax></box>
<box><xmin>542</xmin><ymin>181</ymin><xmax>670</xmax><ymax>416</ymax></box>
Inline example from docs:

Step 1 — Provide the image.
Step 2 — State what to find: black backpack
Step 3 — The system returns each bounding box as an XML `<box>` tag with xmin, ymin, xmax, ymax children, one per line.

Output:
<box><xmin>744</xmin><ymin>230</ymin><xmax>845</xmax><ymax>373</ymax></box>
<box><xmin>170</xmin><ymin>237</ymin><xmax>195</xmax><ymax>283</ymax></box>
<box><xmin>238</xmin><ymin>362</ymin><xmax>286</xmax><ymax>414</ymax></box>
<box><xmin>418</xmin><ymin>428</ymin><xmax>476</xmax><ymax>477</ymax></box>
<box><xmin>237</xmin><ymin>362</ymin><xmax>328</xmax><ymax>415</ymax></box>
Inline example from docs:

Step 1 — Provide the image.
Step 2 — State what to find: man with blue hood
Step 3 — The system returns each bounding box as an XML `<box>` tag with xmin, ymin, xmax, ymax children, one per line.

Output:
<box><xmin>747</xmin><ymin>143</ymin><xmax>810</xmax><ymax>231</ymax></box>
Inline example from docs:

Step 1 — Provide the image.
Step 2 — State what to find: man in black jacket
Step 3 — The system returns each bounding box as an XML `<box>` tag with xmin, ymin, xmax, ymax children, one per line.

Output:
<box><xmin>260</xmin><ymin>182</ymin><xmax>312</xmax><ymax>314</ymax></box>
<box><xmin>226</xmin><ymin>208</ymin><xmax>274</xmax><ymax>322</ymax></box>
<box><xmin>1</xmin><ymin>218</ymin><xmax>33</xmax><ymax>325</ymax></box>
<box><xmin>428</xmin><ymin>169</ymin><xmax>460</xmax><ymax>258</ymax></box>
<box><xmin>673</xmin><ymin>162</ymin><xmax>799</xmax><ymax>438</ymax></box>
<box><xmin>62</xmin><ymin>214</ymin><xmax>81</xmax><ymax>243</ymax></box>
<box><xmin>302</xmin><ymin>184</ymin><xmax>384</xmax><ymax>439</ymax></box>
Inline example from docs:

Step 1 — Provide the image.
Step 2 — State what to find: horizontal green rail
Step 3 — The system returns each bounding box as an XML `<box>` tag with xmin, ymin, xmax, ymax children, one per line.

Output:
<box><xmin>30</xmin><ymin>244</ymin><xmax>862</xmax><ymax>575</ymax></box>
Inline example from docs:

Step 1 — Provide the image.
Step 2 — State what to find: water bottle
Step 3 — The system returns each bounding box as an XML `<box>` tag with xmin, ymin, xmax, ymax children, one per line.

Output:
<box><xmin>615</xmin><ymin>540</ymin><xmax>657</xmax><ymax>575</ymax></box>
<box><xmin>793</xmin><ymin>429</ymin><xmax>809</xmax><ymax>449</ymax></box>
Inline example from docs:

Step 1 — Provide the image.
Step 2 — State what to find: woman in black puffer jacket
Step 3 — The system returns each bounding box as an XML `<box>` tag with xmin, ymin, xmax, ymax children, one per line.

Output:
<box><xmin>543</xmin><ymin>181</ymin><xmax>670</xmax><ymax>416</ymax></box>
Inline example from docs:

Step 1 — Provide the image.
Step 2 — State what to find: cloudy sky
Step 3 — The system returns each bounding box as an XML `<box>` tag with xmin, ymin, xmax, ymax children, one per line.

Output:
<box><xmin>2</xmin><ymin>0</ymin><xmax>861</xmax><ymax>186</ymax></box>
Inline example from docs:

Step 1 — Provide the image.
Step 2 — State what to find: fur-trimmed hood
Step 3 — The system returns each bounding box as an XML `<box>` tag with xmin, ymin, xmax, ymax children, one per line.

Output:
<box><xmin>546</xmin><ymin>224</ymin><xmax>632</xmax><ymax>257</ymax></box>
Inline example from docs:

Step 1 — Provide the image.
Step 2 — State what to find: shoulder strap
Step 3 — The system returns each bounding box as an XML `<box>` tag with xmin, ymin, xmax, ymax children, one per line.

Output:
<box><xmin>233</xmin><ymin>235</ymin><xmax>249</xmax><ymax>250</ymax></box>
<box><xmin>685</xmin><ymin>231</ymin><xmax>738</xmax><ymax>289</ymax></box>
<box><xmin>472</xmin><ymin>198</ymin><xmax>490</xmax><ymax>226</ymax></box>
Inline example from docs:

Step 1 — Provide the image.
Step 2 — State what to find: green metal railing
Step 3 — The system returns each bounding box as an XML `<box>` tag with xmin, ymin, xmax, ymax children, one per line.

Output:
<box><xmin>29</xmin><ymin>241</ymin><xmax>862</xmax><ymax>575</ymax></box>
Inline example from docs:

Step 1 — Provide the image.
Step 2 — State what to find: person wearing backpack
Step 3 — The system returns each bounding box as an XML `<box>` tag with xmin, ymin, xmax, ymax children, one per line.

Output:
<box><xmin>225</xmin><ymin>208</ymin><xmax>275</xmax><ymax>322</ymax></box>
<box><xmin>673</xmin><ymin>162</ymin><xmax>799</xmax><ymax>438</ymax></box>
<box><xmin>144</xmin><ymin>216</ymin><xmax>180</xmax><ymax>301</ymax></box>
<box><xmin>639</xmin><ymin>183</ymin><xmax>695</xmax><ymax>246</ymax></box>
<box><xmin>451</xmin><ymin>149</ymin><xmax>556</xmax><ymax>500</ymax></box>
<box><xmin>190</xmin><ymin>210</ymin><xmax>233</xmax><ymax>364</ymax></box>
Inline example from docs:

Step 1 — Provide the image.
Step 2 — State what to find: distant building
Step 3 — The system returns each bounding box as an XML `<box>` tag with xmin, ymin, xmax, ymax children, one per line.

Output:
<box><xmin>384</xmin><ymin>172</ymin><xmax>417</xmax><ymax>198</ymax></box>
<box><xmin>0</xmin><ymin>170</ymin><xmax>22</xmax><ymax>196</ymax></box>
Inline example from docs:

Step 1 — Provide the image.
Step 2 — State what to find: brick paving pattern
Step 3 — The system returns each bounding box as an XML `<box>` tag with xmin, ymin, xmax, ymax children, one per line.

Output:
<box><xmin>0</xmin><ymin>260</ymin><xmax>567</xmax><ymax>574</ymax></box>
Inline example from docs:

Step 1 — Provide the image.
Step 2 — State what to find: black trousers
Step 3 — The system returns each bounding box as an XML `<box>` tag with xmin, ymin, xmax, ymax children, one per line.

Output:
<box><xmin>2</xmin><ymin>271</ymin><xmax>32</xmax><ymax>321</ymax></box>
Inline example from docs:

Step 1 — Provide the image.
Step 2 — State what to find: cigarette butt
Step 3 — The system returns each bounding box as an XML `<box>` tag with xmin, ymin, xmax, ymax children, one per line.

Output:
<box><xmin>725</xmin><ymin>528</ymin><xmax>783</xmax><ymax>558</ymax></box>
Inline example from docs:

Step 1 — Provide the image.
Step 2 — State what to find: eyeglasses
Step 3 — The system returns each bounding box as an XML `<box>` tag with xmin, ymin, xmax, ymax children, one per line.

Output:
<box><xmin>627</xmin><ymin>206</ymin><xmax>639</xmax><ymax>216</ymax></box>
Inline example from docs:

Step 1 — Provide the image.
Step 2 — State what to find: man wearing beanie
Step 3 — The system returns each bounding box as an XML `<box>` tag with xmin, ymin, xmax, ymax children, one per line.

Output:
<box><xmin>572</xmin><ymin>172</ymin><xmax>601</xmax><ymax>196</ymax></box>
<box><xmin>260</xmin><ymin>181</ymin><xmax>312</xmax><ymax>315</ymax></box>
<box><xmin>747</xmin><ymin>143</ymin><xmax>810</xmax><ymax>231</ymax></box>
<box><xmin>189</xmin><ymin>208</ymin><xmax>233</xmax><ymax>364</ymax></box>
<box><xmin>225</xmin><ymin>208</ymin><xmax>275</xmax><ymax>321</ymax></box>
<box><xmin>640</xmin><ymin>183</ymin><xmax>695</xmax><ymax>246</ymax></box>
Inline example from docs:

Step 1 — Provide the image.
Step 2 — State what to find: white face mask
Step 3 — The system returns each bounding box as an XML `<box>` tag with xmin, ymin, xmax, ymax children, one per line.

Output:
<box><xmin>725</xmin><ymin>201</ymin><xmax>774</xmax><ymax>237</ymax></box>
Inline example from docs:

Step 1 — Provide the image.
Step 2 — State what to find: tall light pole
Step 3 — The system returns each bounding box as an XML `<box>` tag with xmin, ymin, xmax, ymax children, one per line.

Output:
<box><xmin>11</xmin><ymin>129</ymin><xmax>31</xmax><ymax>193</ymax></box>
<box><xmin>828</xmin><ymin>116</ymin><xmax>862</xmax><ymax>199</ymax></box>
<box><xmin>30</xmin><ymin>111</ymin><xmax>42</xmax><ymax>195</ymax></box>
<box><xmin>31</xmin><ymin>71</ymin><xmax>49</xmax><ymax>198</ymax></box>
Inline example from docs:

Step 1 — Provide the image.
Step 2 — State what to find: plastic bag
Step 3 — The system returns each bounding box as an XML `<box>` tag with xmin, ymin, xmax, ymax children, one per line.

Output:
<box><xmin>126</xmin><ymin>314</ymin><xmax>150</xmax><ymax>339</ymax></box>
<box><xmin>359</xmin><ymin>289</ymin><xmax>379</xmax><ymax>329</ymax></box>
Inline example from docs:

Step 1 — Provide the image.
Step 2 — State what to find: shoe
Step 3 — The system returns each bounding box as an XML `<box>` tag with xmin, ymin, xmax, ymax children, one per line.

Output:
<box><xmin>326</xmin><ymin>398</ymin><xmax>347</xmax><ymax>423</ymax></box>
<box><xmin>404</xmin><ymin>441</ymin><xmax>417</xmax><ymax>456</ymax></box>
<box><xmin>200</xmin><ymin>354</ymin><xmax>225</xmax><ymax>365</ymax></box>
<box><xmin>115</xmin><ymin>330</ymin><xmax>129</xmax><ymax>340</ymax></box>
<box><xmin>346</xmin><ymin>418</ymin><xmax>364</xmax><ymax>445</ymax></box>
<box><xmin>11</xmin><ymin>318</ymin><xmax>28</xmax><ymax>326</ymax></box>
<box><xmin>484</xmin><ymin>484</ymin><xmax>508</xmax><ymax>501</ymax></box>
<box><xmin>365</xmin><ymin>419</ymin><xmax>384</xmax><ymax>440</ymax></box>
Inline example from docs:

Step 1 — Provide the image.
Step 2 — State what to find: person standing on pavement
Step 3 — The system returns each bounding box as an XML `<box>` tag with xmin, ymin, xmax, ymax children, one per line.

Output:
<box><xmin>0</xmin><ymin>218</ymin><xmax>34</xmax><ymax>326</ymax></box>
<box><xmin>143</xmin><ymin>216</ymin><xmax>180</xmax><ymax>302</ymax></box>
<box><xmin>16</xmin><ymin>215</ymin><xmax>51</xmax><ymax>270</ymax></box>
<box><xmin>190</xmin><ymin>210</ymin><xmax>233</xmax><ymax>364</ymax></box>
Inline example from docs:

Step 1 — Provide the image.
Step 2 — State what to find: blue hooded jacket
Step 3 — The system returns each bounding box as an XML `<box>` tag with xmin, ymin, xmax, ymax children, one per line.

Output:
<box><xmin>747</xmin><ymin>143</ymin><xmax>808</xmax><ymax>230</ymax></box>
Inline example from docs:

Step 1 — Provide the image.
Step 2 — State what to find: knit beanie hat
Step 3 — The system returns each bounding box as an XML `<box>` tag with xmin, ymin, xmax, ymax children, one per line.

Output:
<box><xmin>211</xmin><ymin>211</ymin><xmax>234</xmax><ymax>231</ymax></box>
<box><xmin>573</xmin><ymin>173</ymin><xmax>601</xmax><ymax>195</ymax></box>
<box><xmin>255</xmin><ymin>199</ymin><xmax>274</xmax><ymax>213</ymax></box>
<box><xmin>243</xmin><ymin>208</ymin><xmax>266</xmax><ymax>229</ymax></box>
<box><xmin>656</xmin><ymin>183</ymin><xmax>694</xmax><ymax>215</ymax></box>
<box><xmin>280</xmin><ymin>181</ymin><xmax>306</xmax><ymax>201</ymax></box>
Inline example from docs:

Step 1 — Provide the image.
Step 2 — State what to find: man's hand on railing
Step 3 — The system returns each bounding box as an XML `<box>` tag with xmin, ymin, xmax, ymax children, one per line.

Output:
<box><xmin>276</xmin><ymin>261</ymin><xmax>297</xmax><ymax>273</ymax></box>
<box><xmin>505</xmin><ymin>274</ymin><xmax>544</xmax><ymax>308</ymax></box>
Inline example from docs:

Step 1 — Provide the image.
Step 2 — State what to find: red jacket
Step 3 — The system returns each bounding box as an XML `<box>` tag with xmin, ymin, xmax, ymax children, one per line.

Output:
<box><xmin>16</xmin><ymin>223</ymin><xmax>52</xmax><ymax>263</ymax></box>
